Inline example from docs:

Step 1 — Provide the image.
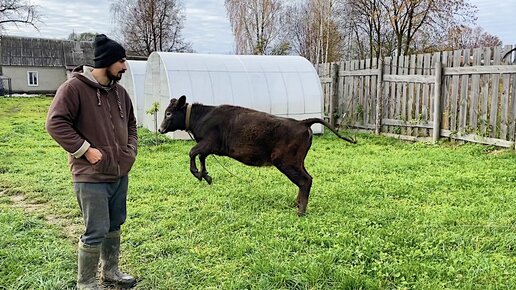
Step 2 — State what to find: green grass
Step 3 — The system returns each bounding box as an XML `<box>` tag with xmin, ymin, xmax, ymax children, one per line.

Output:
<box><xmin>0</xmin><ymin>199</ymin><xmax>76</xmax><ymax>290</ymax></box>
<box><xmin>0</xmin><ymin>96</ymin><xmax>515</xmax><ymax>289</ymax></box>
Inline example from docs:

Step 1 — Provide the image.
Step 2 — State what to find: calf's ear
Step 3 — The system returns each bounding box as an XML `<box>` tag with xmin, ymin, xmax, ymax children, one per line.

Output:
<box><xmin>177</xmin><ymin>95</ymin><xmax>187</xmax><ymax>108</ymax></box>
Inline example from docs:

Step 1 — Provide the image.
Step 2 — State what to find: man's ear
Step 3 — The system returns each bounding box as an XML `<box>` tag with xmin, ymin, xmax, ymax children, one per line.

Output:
<box><xmin>177</xmin><ymin>95</ymin><xmax>186</xmax><ymax>108</ymax></box>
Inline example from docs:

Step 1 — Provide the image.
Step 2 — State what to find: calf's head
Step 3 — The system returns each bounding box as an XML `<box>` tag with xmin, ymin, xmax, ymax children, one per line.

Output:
<box><xmin>158</xmin><ymin>95</ymin><xmax>187</xmax><ymax>134</ymax></box>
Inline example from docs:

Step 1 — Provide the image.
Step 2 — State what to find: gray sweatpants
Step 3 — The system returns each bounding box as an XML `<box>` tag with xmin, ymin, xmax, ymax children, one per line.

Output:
<box><xmin>74</xmin><ymin>175</ymin><xmax>128</xmax><ymax>245</ymax></box>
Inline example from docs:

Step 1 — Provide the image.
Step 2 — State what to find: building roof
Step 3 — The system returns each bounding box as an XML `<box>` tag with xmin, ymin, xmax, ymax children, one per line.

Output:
<box><xmin>0</xmin><ymin>35</ymin><xmax>147</xmax><ymax>68</ymax></box>
<box><xmin>0</xmin><ymin>35</ymin><xmax>95</xmax><ymax>67</ymax></box>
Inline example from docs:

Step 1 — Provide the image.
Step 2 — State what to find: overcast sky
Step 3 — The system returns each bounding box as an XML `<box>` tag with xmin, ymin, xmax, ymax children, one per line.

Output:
<box><xmin>3</xmin><ymin>0</ymin><xmax>515</xmax><ymax>54</ymax></box>
<box><xmin>3</xmin><ymin>0</ymin><xmax>235</xmax><ymax>54</ymax></box>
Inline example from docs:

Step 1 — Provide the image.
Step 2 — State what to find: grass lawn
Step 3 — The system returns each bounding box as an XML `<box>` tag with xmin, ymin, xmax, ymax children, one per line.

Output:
<box><xmin>0</xmin><ymin>96</ymin><xmax>515</xmax><ymax>289</ymax></box>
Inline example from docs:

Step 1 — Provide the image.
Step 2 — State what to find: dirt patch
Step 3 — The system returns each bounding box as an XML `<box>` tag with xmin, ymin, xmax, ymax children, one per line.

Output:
<box><xmin>488</xmin><ymin>149</ymin><xmax>510</xmax><ymax>155</ymax></box>
<box><xmin>2</xmin><ymin>191</ymin><xmax>81</xmax><ymax>241</ymax></box>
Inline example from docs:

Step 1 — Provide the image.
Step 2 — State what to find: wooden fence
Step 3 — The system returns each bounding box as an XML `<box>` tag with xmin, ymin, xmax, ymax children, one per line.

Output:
<box><xmin>317</xmin><ymin>45</ymin><xmax>516</xmax><ymax>149</ymax></box>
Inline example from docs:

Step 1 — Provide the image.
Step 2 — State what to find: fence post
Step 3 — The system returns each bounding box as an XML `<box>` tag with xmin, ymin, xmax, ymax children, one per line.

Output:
<box><xmin>329</xmin><ymin>63</ymin><xmax>339</xmax><ymax>127</ymax></box>
<box><xmin>375</xmin><ymin>60</ymin><xmax>384</xmax><ymax>135</ymax></box>
<box><xmin>432</xmin><ymin>61</ymin><xmax>443</xmax><ymax>143</ymax></box>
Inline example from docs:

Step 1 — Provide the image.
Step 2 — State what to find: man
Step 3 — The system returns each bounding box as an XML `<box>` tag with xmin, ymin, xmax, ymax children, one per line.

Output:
<box><xmin>46</xmin><ymin>34</ymin><xmax>137</xmax><ymax>290</ymax></box>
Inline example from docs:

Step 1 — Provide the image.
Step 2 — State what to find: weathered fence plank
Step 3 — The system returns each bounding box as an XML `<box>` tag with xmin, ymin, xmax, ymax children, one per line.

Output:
<box><xmin>364</xmin><ymin>59</ymin><xmax>371</xmax><ymax>126</ymax></box>
<box><xmin>480</xmin><ymin>47</ymin><xmax>491</xmax><ymax>135</ymax></box>
<box><xmin>500</xmin><ymin>45</ymin><xmax>512</xmax><ymax>139</ymax></box>
<box><xmin>430</xmin><ymin>53</ymin><xmax>440</xmax><ymax>120</ymax></box>
<box><xmin>433</xmin><ymin>61</ymin><xmax>443</xmax><ymax>143</ymax></box>
<box><xmin>441</xmin><ymin>51</ymin><xmax>451</xmax><ymax>130</ymax></box>
<box><xmin>511</xmin><ymin>63</ymin><xmax>516</xmax><ymax>145</ymax></box>
<box><xmin>444</xmin><ymin>65</ymin><xmax>516</xmax><ymax>75</ymax></box>
<box><xmin>337</xmin><ymin>61</ymin><xmax>345</xmax><ymax>126</ymax></box>
<box><xmin>396</xmin><ymin>57</ymin><xmax>404</xmax><ymax>129</ymax></box>
<box><xmin>406</xmin><ymin>55</ymin><xmax>415</xmax><ymax>136</ymax></box>
<box><xmin>458</xmin><ymin>49</ymin><xmax>470</xmax><ymax>134</ymax></box>
<box><xmin>345</xmin><ymin>60</ymin><xmax>352</xmax><ymax>121</ymax></box>
<box><xmin>450</xmin><ymin>49</ymin><xmax>462</xmax><ymax>133</ymax></box>
<box><xmin>332</xmin><ymin>63</ymin><xmax>338</xmax><ymax>125</ymax></box>
<box><xmin>383</xmin><ymin>57</ymin><xmax>392</xmax><ymax>133</ymax></box>
<box><xmin>359</xmin><ymin>59</ymin><xmax>366</xmax><ymax>125</ymax></box>
<box><xmin>469</xmin><ymin>48</ymin><xmax>481</xmax><ymax>130</ymax></box>
<box><xmin>414</xmin><ymin>54</ymin><xmax>423</xmax><ymax>137</ymax></box>
<box><xmin>383</xmin><ymin>74</ymin><xmax>434</xmax><ymax>83</ymax></box>
<box><xmin>389</xmin><ymin>57</ymin><xmax>397</xmax><ymax>133</ymax></box>
<box><xmin>375</xmin><ymin>59</ymin><xmax>383</xmax><ymax>134</ymax></box>
<box><xmin>401</xmin><ymin>55</ymin><xmax>409</xmax><ymax>135</ymax></box>
<box><xmin>370</xmin><ymin>58</ymin><xmax>378</xmax><ymax>130</ymax></box>
<box><xmin>425</xmin><ymin>53</ymin><xmax>437</xmax><ymax>137</ymax></box>
<box><xmin>490</xmin><ymin>47</ymin><xmax>501</xmax><ymax>138</ymax></box>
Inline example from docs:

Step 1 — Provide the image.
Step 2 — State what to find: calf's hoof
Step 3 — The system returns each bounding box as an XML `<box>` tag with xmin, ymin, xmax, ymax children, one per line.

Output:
<box><xmin>203</xmin><ymin>174</ymin><xmax>212</xmax><ymax>185</ymax></box>
<box><xmin>297</xmin><ymin>205</ymin><xmax>307</xmax><ymax>216</ymax></box>
<box><xmin>191</xmin><ymin>171</ymin><xmax>203</xmax><ymax>181</ymax></box>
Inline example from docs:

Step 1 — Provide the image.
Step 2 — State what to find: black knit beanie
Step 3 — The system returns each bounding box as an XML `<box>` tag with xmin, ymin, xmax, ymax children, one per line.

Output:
<box><xmin>93</xmin><ymin>34</ymin><xmax>126</xmax><ymax>68</ymax></box>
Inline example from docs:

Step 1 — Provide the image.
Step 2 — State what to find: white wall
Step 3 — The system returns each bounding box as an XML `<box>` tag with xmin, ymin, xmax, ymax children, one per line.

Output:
<box><xmin>2</xmin><ymin>66</ymin><xmax>67</xmax><ymax>94</ymax></box>
<box><xmin>119</xmin><ymin>60</ymin><xmax>147</xmax><ymax>125</ymax></box>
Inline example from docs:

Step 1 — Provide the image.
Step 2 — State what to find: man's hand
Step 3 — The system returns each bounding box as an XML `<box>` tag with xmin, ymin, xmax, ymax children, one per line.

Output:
<box><xmin>84</xmin><ymin>147</ymin><xmax>102</xmax><ymax>164</ymax></box>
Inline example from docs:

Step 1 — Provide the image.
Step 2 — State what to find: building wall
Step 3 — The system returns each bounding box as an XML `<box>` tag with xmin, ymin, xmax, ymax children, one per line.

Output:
<box><xmin>2</xmin><ymin>66</ymin><xmax>67</xmax><ymax>94</ymax></box>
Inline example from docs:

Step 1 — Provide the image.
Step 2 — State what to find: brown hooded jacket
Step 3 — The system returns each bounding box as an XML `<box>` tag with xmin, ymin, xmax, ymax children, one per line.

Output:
<box><xmin>46</xmin><ymin>66</ymin><xmax>138</xmax><ymax>182</ymax></box>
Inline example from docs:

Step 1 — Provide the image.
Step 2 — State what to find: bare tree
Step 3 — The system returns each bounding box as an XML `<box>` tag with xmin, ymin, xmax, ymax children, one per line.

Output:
<box><xmin>225</xmin><ymin>0</ymin><xmax>284</xmax><ymax>55</ymax></box>
<box><xmin>226</xmin><ymin>0</ymin><xmax>483</xmax><ymax>63</ymax></box>
<box><xmin>68</xmin><ymin>32</ymin><xmax>97</xmax><ymax>41</ymax></box>
<box><xmin>111</xmin><ymin>0</ymin><xmax>192</xmax><ymax>56</ymax></box>
<box><xmin>0</xmin><ymin>0</ymin><xmax>39</xmax><ymax>30</ymax></box>
<box><xmin>446</xmin><ymin>25</ymin><xmax>502</xmax><ymax>50</ymax></box>
<box><xmin>333</xmin><ymin>0</ymin><xmax>477</xmax><ymax>59</ymax></box>
<box><xmin>342</xmin><ymin>0</ymin><xmax>396</xmax><ymax>62</ymax></box>
<box><xmin>380</xmin><ymin>0</ymin><xmax>477</xmax><ymax>56</ymax></box>
<box><xmin>284</xmin><ymin>0</ymin><xmax>343</xmax><ymax>64</ymax></box>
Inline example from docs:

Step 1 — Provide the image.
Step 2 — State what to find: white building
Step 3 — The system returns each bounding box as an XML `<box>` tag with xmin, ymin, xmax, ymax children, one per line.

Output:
<box><xmin>0</xmin><ymin>35</ymin><xmax>94</xmax><ymax>95</ymax></box>
<box><xmin>143</xmin><ymin>52</ymin><xmax>323</xmax><ymax>139</ymax></box>
<box><xmin>119</xmin><ymin>60</ymin><xmax>147</xmax><ymax>125</ymax></box>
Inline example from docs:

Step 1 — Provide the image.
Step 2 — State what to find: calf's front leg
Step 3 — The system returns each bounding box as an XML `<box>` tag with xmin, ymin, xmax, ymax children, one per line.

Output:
<box><xmin>189</xmin><ymin>142</ymin><xmax>213</xmax><ymax>184</ymax></box>
<box><xmin>189</xmin><ymin>148</ymin><xmax>203</xmax><ymax>181</ymax></box>
<box><xmin>199</xmin><ymin>154</ymin><xmax>212</xmax><ymax>185</ymax></box>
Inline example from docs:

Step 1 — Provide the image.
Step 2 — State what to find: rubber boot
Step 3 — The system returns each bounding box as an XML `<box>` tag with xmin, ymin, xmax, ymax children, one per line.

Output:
<box><xmin>77</xmin><ymin>241</ymin><xmax>103</xmax><ymax>290</ymax></box>
<box><xmin>100</xmin><ymin>230</ymin><xmax>136</xmax><ymax>288</ymax></box>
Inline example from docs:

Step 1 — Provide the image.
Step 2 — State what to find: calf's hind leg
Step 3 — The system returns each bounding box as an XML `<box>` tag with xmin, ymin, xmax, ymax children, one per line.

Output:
<box><xmin>273</xmin><ymin>160</ymin><xmax>313</xmax><ymax>216</ymax></box>
<box><xmin>296</xmin><ymin>167</ymin><xmax>312</xmax><ymax>215</ymax></box>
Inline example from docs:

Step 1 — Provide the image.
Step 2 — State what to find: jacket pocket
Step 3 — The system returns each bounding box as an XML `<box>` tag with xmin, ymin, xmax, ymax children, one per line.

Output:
<box><xmin>69</xmin><ymin>154</ymin><xmax>94</xmax><ymax>175</ymax></box>
<box><xmin>119</xmin><ymin>146</ymin><xmax>136</xmax><ymax>175</ymax></box>
<box><xmin>92</xmin><ymin>147</ymin><xmax>117</xmax><ymax>175</ymax></box>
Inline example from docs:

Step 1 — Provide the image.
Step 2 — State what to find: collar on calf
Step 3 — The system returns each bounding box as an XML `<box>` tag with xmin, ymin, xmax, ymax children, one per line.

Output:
<box><xmin>185</xmin><ymin>103</ymin><xmax>192</xmax><ymax>131</ymax></box>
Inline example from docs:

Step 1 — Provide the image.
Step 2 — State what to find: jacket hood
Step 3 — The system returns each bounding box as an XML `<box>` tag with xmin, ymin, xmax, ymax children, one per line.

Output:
<box><xmin>73</xmin><ymin>65</ymin><xmax>115</xmax><ymax>90</ymax></box>
<box><xmin>71</xmin><ymin>65</ymin><xmax>124</xmax><ymax>117</ymax></box>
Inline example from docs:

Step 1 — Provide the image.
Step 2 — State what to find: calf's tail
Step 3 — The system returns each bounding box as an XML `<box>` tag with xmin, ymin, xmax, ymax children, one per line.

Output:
<box><xmin>301</xmin><ymin>118</ymin><xmax>356</xmax><ymax>144</ymax></box>
<box><xmin>503</xmin><ymin>47</ymin><xmax>516</xmax><ymax>60</ymax></box>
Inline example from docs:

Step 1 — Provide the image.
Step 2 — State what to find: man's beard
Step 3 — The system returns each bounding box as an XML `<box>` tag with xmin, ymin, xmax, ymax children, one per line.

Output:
<box><xmin>107</xmin><ymin>69</ymin><xmax>125</xmax><ymax>82</ymax></box>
